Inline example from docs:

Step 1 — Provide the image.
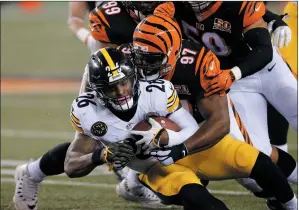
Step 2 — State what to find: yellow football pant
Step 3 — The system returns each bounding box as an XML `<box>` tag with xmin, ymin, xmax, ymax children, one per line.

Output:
<box><xmin>139</xmin><ymin>135</ymin><xmax>259</xmax><ymax>197</ymax></box>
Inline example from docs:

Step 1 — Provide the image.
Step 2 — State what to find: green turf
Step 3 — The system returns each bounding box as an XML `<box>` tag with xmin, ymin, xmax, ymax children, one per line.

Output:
<box><xmin>1</xmin><ymin>2</ymin><xmax>89</xmax><ymax>78</ymax></box>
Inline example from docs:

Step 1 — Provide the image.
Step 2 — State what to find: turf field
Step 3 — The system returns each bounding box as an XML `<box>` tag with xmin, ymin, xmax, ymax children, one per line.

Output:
<box><xmin>1</xmin><ymin>2</ymin><xmax>298</xmax><ymax>210</ymax></box>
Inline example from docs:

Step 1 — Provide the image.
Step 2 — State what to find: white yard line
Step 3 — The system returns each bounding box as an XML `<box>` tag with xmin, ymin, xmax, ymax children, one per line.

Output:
<box><xmin>1</xmin><ymin>178</ymin><xmax>251</xmax><ymax>196</ymax></box>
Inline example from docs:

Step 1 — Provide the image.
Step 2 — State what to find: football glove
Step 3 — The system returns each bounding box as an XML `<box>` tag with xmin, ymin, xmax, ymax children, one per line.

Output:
<box><xmin>148</xmin><ymin>143</ymin><xmax>188</xmax><ymax>166</ymax></box>
<box><xmin>104</xmin><ymin>140</ymin><xmax>136</xmax><ymax>170</ymax></box>
<box><xmin>267</xmin><ymin>16</ymin><xmax>292</xmax><ymax>49</ymax></box>
<box><xmin>130</xmin><ymin>118</ymin><xmax>166</xmax><ymax>150</ymax></box>
<box><xmin>205</xmin><ymin>70</ymin><xmax>235</xmax><ymax>97</ymax></box>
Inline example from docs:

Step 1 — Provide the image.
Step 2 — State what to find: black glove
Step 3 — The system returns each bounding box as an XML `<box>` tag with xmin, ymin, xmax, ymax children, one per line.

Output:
<box><xmin>91</xmin><ymin>140</ymin><xmax>135</xmax><ymax>170</ymax></box>
<box><xmin>149</xmin><ymin>143</ymin><xmax>188</xmax><ymax>166</ymax></box>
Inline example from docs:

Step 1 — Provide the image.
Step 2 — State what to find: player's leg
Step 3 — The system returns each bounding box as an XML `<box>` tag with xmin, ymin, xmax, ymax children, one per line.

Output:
<box><xmin>261</xmin><ymin>47</ymin><xmax>297</xmax><ymax>131</ymax></box>
<box><xmin>176</xmin><ymin>135</ymin><xmax>297</xmax><ymax>209</ymax></box>
<box><xmin>13</xmin><ymin>142</ymin><xmax>70</xmax><ymax>210</ymax></box>
<box><xmin>139</xmin><ymin>163</ymin><xmax>229</xmax><ymax>210</ymax></box>
<box><xmin>228</xmin><ymin>91</ymin><xmax>298</xmax><ymax>184</ymax></box>
<box><xmin>268</xmin><ymin>102</ymin><xmax>289</xmax><ymax>152</ymax></box>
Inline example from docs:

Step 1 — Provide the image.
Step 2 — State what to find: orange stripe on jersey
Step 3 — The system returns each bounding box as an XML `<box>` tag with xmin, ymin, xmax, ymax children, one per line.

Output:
<box><xmin>89</xmin><ymin>10</ymin><xmax>110</xmax><ymax>43</ymax></box>
<box><xmin>95</xmin><ymin>7</ymin><xmax>110</xmax><ymax>28</ymax></box>
<box><xmin>199</xmin><ymin>50</ymin><xmax>221</xmax><ymax>91</ymax></box>
<box><xmin>71</xmin><ymin>113</ymin><xmax>80</xmax><ymax>125</ymax></box>
<box><xmin>195</xmin><ymin>47</ymin><xmax>206</xmax><ymax>75</ymax></box>
<box><xmin>243</xmin><ymin>1</ymin><xmax>265</xmax><ymax>27</ymax></box>
<box><xmin>239</xmin><ymin>2</ymin><xmax>247</xmax><ymax>15</ymax></box>
<box><xmin>198</xmin><ymin>1</ymin><xmax>223</xmax><ymax>22</ymax></box>
<box><xmin>229</xmin><ymin>99</ymin><xmax>253</xmax><ymax>145</ymax></box>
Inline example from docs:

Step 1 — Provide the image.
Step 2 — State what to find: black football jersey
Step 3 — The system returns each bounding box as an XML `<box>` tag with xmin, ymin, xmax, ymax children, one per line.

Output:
<box><xmin>173</xmin><ymin>1</ymin><xmax>266</xmax><ymax>69</ymax></box>
<box><xmin>89</xmin><ymin>1</ymin><xmax>137</xmax><ymax>45</ymax></box>
<box><xmin>86</xmin><ymin>1</ymin><xmax>102</xmax><ymax>12</ymax></box>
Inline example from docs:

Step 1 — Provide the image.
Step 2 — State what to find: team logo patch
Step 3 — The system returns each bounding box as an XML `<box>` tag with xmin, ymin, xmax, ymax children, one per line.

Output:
<box><xmin>91</xmin><ymin>121</ymin><xmax>108</xmax><ymax>136</ymax></box>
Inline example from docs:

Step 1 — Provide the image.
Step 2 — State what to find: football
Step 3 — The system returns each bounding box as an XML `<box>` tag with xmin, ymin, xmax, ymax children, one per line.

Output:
<box><xmin>133</xmin><ymin>116</ymin><xmax>181</xmax><ymax>132</ymax></box>
<box><xmin>133</xmin><ymin>116</ymin><xmax>181</xmax><ymax>147</ymax></box>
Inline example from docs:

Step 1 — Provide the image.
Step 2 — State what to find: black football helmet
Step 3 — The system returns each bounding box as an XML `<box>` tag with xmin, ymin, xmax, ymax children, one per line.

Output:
<box><xmin>121</xmin><ymin>1</ymin><xmax>162</xmax><ymax>21</ymax></box>
<box><xmin>87</xmin><ymin>47</ymin><xmax>140</xmax><ymax>111</ymax></box>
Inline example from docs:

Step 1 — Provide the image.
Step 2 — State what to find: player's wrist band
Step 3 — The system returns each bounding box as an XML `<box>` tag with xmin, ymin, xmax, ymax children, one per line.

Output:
<box><xmin>76</xmin><ymin>28</ymin><xmax>90</xmax><ymax>45</ymax></box>
<box><xmin>91</xmin><ymin>148</ymin><xmax>105</xmax><ymax>165</ymax></box>
<box><xmin>231</xmin><ymin>66</ymin><xmax>242</xmax><ymax>80</ymax></box>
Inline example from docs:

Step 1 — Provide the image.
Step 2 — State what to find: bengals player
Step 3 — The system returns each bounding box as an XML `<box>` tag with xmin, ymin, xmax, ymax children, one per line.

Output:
<box><xmin>127</xmin><ymin>6</ymin><xmax>297</xmax><ymax>209</ymax></box>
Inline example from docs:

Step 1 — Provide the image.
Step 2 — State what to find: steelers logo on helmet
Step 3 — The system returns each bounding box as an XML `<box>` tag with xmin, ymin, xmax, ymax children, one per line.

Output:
<box><xmin>91</xmin><ymin>121</ymin><xmax>108</xmax><ymax>137</ymax></box>
<box><xmin>87</xmin><ymin>47</ymin><xmax>140</xmax><ymax>112</ymax></box>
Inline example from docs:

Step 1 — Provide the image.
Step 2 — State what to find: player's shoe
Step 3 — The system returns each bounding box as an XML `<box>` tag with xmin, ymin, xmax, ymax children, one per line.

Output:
<box><xmin>267</xmin><ymin>199</ymin><xmax>285</xmax><ymax>210</ymax></box>
<box><xmin>13</xmin><ymin>164</ymin><xmax>38</xmax><ymax>210</ymax></box>
<box><xmin>116</xmin><ymin>178</ymin><xmax>170</xmax><ymax>209</ymax></box>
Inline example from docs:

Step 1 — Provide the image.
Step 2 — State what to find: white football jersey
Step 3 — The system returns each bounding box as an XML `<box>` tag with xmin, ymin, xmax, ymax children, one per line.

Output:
<box><xmin>70</xmin><ymin>79</ymin><xmax>180</xmax><ymax>173</ymax></box>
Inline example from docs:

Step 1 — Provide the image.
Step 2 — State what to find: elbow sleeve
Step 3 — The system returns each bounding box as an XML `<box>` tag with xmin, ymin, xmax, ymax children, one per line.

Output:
<box><xmin>239</xmin><ymin>28</ymin><xmax>273</xmax><ymax>78</ymax></box>
<box><xmin>167</xmin><ymin>107</ymin><xmax>199</xmax><ymax>146</ymax></box>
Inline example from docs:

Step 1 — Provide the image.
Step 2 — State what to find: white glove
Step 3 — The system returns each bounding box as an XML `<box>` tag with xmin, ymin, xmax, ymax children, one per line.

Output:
<box><xmin>268</xmin><ymin>20</ymin><xmax>292</xmax><ymax>48</ymax></box>
<box><xmin>87</xmin><ymin>35</ymin><xmax>101</xmax><ymax>54</ymax></box>
<box><xmin>130</xmin><ymin>118</ymin><xmax>165</xmax><ymax>150</ymax></box>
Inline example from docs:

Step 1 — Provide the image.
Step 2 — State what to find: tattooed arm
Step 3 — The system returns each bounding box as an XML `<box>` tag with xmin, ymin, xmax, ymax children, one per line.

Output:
<box><xmin>64</xmin><ymin>132</ymin><xmax>104</xmax><ymax>178</ymax></box>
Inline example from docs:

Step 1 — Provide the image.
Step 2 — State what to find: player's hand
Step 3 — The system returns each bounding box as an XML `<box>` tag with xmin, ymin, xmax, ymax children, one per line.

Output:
<box><xmin>130</xmin><ymin>118</ymin><xmax>166</xmax><ymax>150</ymax></box>
<box><xmin>205</xmin><ymin>70</ymin><xmax>235</xmax><ymax>97</ymax></box>
<box><xmin>103</xmin><ymin>140</ymin><xmax>135</xmax><ymax>170</ymax></box>
<box><xmin>268</xmin><ymin>18</ymin><xmax>292</xmax><ymax>48</ymax></box>
<box><xmin>86</xmin><ymin>35</ymin><xmax>101</xmax><ymax>54</ymax></box>
<box><xmin>148</xmin><ymin>143</ymin><xmax>188</xmax><ymax>166</ymax></box>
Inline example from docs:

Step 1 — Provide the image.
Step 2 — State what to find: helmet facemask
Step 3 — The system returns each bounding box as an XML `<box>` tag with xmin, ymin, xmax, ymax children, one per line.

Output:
<box><xmin>88</xmin><ymin>54</ymin><xmax>140</xmax><ymax>112</ymax></box>
<box><xmin>131</xmin><ymin>46</ymin><xmax>171</xmax><ymax>81</ymax></box>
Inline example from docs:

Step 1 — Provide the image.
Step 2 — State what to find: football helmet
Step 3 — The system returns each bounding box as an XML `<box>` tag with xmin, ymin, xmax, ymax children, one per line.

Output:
<box><xmin>132</xmin><ymin>3</ymin><xmax>182</xmax><ymax>81</ymax></box>
<box><xmin>87</xmin><ymin>47</ymin><xmax>140</xmax><ymax>111</ymax></box>
<box><xmin>122</xmin><ymin>1</ymin><xmax>161</xmax><ymax>16</ymax></box>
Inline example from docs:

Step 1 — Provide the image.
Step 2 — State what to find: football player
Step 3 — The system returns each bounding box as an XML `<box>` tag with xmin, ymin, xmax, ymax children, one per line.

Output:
<box><xmin>172</xmin><ymin>1</ymin><xmax>297</xmax><ymax>143</ymax></box>
<box><xmin>127</xmin><ymin>5</ymin><xmax>297</xmax><ymax>210</ymax></box>
<box><xmin>13</xmin><ymin>3</ymin><xmax>162</xmax><ymax>210</ymax></box>
<box><xmin>91</xmin><ymin>1</ymin><xmax>297</xmax><ymax>207</ymax></box>
<box><xmin>64</xmin><ymin>47</ymin><xmax>230</xmax><ymax>210</ymax></box>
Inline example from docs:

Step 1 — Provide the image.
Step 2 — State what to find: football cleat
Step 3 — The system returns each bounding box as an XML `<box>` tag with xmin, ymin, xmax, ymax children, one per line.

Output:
<box><xmin>267</xmin><ymin>199</ymin><xmax>285</xmax><ymax>210</ymax></box>
<box><xmin>116</xmin><ymin>178</ymin><xmax>171</xmax><ymax>209</ymax></box>
<box><xmin>13</xmin><ymin>164</ymin><xmax>38</xmax><ymax>210</ymax></box>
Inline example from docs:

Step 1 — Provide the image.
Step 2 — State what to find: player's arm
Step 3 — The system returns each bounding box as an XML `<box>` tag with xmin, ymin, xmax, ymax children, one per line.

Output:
<box><xmin>68</xmin><ymin>2</ymin><xmax>112</xmax><ymax>54</ymax></box>
<box><xmin>184</xmin><ymin>93</ymin><xmax>229</xmax><ymax>153</ymax></box>
<box><xmin>64</xmin><ymin>132</ymin><xmax>104</xmax><ymax>178</ymax></box>
<box><xmin>263</xmin><ymin>9</ymin><xmax>291</xmax><ymax>48</ymax></box>
<box><xmin>206</xmin><ymin>2</ymin><xmax>273</xmax><ymax>96</ymax></box>
<box><xmin>131</xmin><ymin>81</ymin><xmax>199</xmax><ymax>148</ymax></box>
<box><xmin>149</xmin><ymin>93</ymin><xmax>229</xmax><ymax>165</ymax></box>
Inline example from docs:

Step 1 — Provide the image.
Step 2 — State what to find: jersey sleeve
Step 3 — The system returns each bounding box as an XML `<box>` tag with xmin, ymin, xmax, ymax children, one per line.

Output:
<box><xmin>165</xmin><ymin>80</ymin><xmax>180</xmax><ymax>114</ymax></box>
<box><xmin>191</xmin><ymin>48</ymin><xmax>221</xmax><ymax>99</ymax></box>
<box><xmin>239</xmin><ymin>1</ymin><xmax>266</xmax><ymax>28</ymax></box>
<box><xmin>70</xmin><ymin>99</ymin><xmax>85</xmax><ymax>134</ymax></box>
<box><xmin>89</xmin><ymin>2</ymin><xmax>137</xmax><ymax>45</ymax></box>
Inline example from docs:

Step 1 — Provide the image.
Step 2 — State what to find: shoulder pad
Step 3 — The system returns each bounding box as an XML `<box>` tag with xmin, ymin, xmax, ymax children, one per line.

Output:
<box><xmin>163</xmin><ymin>80</ymin><xmax>180</xmax><ymax>113</ymax></box>
<box><xmin>70</xmin><ymin>92</ymin><xmax>98</xmax><ymax>134</ymax></box>
<box><xmin>238</xmin><ymin>1</ymin><xmax>265</xmax><ymax>27</ymax></box>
